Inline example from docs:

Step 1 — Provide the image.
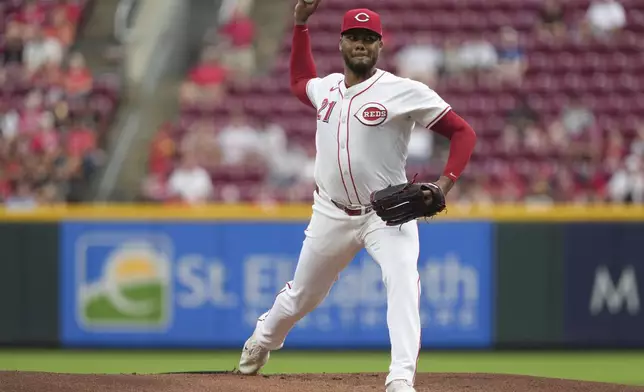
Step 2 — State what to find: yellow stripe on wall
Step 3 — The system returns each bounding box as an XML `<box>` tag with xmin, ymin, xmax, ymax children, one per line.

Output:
<box><xmin>1</xmin><ymin>203</ymin><xmax>644</xmax><ymax>222</ymax></box>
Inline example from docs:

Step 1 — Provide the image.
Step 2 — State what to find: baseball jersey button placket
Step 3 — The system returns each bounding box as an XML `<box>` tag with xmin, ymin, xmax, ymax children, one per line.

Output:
<box><xmin>335</xmin><ymin>102</ymin><xmax>353</xmax><ymax>204</ymax></box>
<box><xmin>338</xmin><ymin>98</ymin><xmax>353</xmax><ymax>204</ymax></box>
<box><xmin>343</xmin><ymin>95</ymin><xmax>363</xmax><ymax>206</ymax></box>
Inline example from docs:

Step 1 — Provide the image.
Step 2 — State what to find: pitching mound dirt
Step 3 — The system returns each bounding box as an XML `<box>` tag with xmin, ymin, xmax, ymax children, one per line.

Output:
<box><xmin>1</xmin><ymin>371</ymin><xmax>642</xmax><ymax>392</ymax></box>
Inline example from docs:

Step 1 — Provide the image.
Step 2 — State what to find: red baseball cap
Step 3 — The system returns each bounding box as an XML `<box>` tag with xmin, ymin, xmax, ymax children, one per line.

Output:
<box><xmin>341</xmin><ymin>8</ymin><xmax>383</xmax><ymax>38</ymax></box>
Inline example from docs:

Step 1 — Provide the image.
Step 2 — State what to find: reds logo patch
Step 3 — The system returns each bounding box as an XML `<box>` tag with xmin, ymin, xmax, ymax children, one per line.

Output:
<box><xmin>354</xmin><ymin>102</ymin><xmax>388</xmax><ymax>126</ymax></box>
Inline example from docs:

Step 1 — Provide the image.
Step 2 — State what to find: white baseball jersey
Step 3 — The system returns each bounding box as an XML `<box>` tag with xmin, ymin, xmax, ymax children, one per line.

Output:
<box><xmin>305</xmin><ymin>68</ymin><xmax>451</xmax><ymax>206</ymax></box>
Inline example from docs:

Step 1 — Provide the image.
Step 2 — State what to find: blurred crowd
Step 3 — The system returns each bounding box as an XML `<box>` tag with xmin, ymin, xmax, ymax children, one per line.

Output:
<box><xmin>0</xmin><ymin>0</ymin><xmax>639</xmax><ymax>208</ymax></box>
<box><xmin>0</xmin><ymin>0</ymin><xmax>118</xmax><ymax>208</ymax></box>
<box><xmin>143</xmin><ymin>0</ymin><xmax>643</xmax><ymax>206</ymax></box>
<box><xmin>394</xmin><ymin>0</ymin><xmax>628</xmax><ymax>88</ymax></box>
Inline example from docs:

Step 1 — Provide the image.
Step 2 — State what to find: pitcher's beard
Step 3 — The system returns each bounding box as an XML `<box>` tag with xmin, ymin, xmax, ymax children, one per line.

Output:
<box><xmin>343</xmin><ymin>53</ymin><xmax>376</xmax><ymax>77</ymax></box>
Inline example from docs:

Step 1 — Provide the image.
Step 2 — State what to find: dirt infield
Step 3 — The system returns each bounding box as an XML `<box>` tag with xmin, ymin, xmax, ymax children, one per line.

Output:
<box><xmin>1</xmin><ymin>371</ymin><xmax>643</xmax><ymax>392</ymax></box>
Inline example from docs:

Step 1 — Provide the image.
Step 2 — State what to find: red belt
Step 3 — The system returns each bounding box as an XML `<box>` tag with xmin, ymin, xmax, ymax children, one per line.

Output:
<box><xmin>316</xmin><ymin>185</ymin><xmax>372</xmax><ymax>216</ymax></box>
<box><xmin>331</xmin><ymin>200</ymin><xmax>373</xmax><ymax>216</ymax></box>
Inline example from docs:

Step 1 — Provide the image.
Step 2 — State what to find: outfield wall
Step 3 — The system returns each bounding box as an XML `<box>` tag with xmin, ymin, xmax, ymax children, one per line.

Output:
<box><xmin>1</xmin><ymin>204</ymin><xmax>642</xmax><ymax>349</ymax></box>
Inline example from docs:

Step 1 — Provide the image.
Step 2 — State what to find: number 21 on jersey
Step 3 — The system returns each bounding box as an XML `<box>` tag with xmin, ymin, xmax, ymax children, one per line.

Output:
<box><xmin>317</xmin><ymin>99</ymin><xmax>337</xmax><ymax>123</ymax></box>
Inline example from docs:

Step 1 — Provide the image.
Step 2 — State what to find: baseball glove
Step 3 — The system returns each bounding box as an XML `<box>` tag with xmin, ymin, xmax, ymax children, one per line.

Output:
<box><xmin>370</xmin><ymin>178</ymin><xmax>446</xmax><ymax>226</ymax></box>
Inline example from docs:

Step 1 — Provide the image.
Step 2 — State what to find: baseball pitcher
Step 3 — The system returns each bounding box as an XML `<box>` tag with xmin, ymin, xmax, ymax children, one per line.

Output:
<box><xmin>238</xmin><ymin>2</ymin><xmax>477</xmax><ymax>391</ymax></box>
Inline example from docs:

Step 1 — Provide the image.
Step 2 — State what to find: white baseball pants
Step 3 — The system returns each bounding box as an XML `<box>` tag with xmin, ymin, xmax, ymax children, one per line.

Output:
<box><xmin>254</xmin><ymin>189</ymin><xmax>421</xmax><ymax>386</ymax></box>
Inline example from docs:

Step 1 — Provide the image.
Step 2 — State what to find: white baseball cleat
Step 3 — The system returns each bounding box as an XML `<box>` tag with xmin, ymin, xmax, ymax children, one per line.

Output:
<box><xmin>385</xmin><ymin>380</ymin><xmax>416</xmax><ymax>392</ymax></box>
<box><xmin>237</xmin><ymin>333</ymin><xmax>271</xmax><ymax>375</ymax></box>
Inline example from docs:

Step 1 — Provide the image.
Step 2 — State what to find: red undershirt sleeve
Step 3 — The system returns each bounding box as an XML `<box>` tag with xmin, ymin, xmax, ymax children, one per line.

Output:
<box><xmin>430</xmin><ymin>110</ymin><xmax>477</xmax><ymax>182</ymax></box>
<box><xmin>290</xmin><ymin>24</ymin><xmax>319</xmax><ymax>109</ymax></box>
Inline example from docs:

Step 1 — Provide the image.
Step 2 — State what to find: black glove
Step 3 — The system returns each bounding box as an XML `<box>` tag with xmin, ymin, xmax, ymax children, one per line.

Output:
<box><xmin>370</xmin><ymin>180</ymin><xmax>446</xmax><ymax>226</ymax></box>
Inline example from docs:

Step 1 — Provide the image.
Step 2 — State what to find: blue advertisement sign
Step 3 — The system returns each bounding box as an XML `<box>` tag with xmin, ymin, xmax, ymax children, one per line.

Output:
<box><xmin>564</xmin><ymin>223</ymin><xmax>644</xmax><ymax>347</ymax></box>
<box><xmin>60</xmin><ymin>221</ymin><xmax>493</xmax><ymax>348</ymax></box>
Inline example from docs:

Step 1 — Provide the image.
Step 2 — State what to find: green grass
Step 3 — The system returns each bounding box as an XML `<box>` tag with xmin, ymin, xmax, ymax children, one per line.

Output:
<box><xmin>1</xmin><ymin>350</ymin><xmax>643</xmax><ymax>385</ymax></box>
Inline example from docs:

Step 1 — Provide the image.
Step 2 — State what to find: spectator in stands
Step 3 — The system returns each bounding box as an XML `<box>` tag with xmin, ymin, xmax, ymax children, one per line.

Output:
<box><xmin>552</xmin><ymin>168</ymin><xmax>576</xmax><ymax>202</ymax></box>
<box><xmin>217</xmin><ymin>110</ymin><xmax>262</xmax><ymax>165</ymax></box>
<box><xmin>218</xmin><ymin>7</ymin><xmax>256</xmax><ymax>83</ymax></box>
<box><xmin>34</xmin><ymin>59</ymin><xmax>66</xmax><ymax>105</ymax></box>
<box><xmin>272</xmin><ymin>141</ymin><xmax>316</xmax><ymax>202</ymax></box>
<box><xmin>17</xmin><ymin>0</ymin><xmax>46</xmax><ymax>26</ymax></box>
<box><xmin>65</xmin><ymin>118</ymin><xmax>97</xmax><ymax>162</ymax></box>
<box><xmin>37</xmin><ymin>181</ymin><xmax>61</xmax><ymax>205</ymax></box>
<box><xmin>3</xmin><ymin>21</ymin><xmax>25</xmax><ymax>65</ymax></box>
<box><xmin>181</xmin><ymin>46</ymin><xmax>228</xmax><ymax>107</ymax></box>
<box><xmin>523</xmin><ymin>124</ymin><xmax>550</xmax><ymax>156</ymax></box>
<box><xmin>394</xmin><ymin>35</ymin><xmax>442</xmax><ymax>87</ymax></box>
<box><xmin>0</xmin><ymin>0</ymin><xmax>110</xmax><ymax>206</ymax></box>
<box><xmin>607</xmin><ymin>155</ymin><xmax>644</xmax><ymax>203</ymax></box>
<box><xmin>167</xmin><ymin>152</ymin><xmax>213</xmax><ymax>204</ymax></box>
<box><xmin>64</xmin><ymin>52</ymin><xmax>93</xmax><ymax>98</ymax></box>
<box><xmin>537</xmin><ymin>0</ymin><xmax>567</xmax><ymax>40</ymax></box>
<box><xmin>19</xmin><ymin>91</ymin><xmax>47</xmax><ymax>135</ymax></box>
<box><xmin>0</xmin><ymin>168</ymin><xmax>10</xmax><ymax>202</ymax></box>
<box><xmin>140</xmin><ymin>173</ymin><xmax>169</xmax><ymax>203</ymax></box>
<box><xmin>559</xmin><ymin>96</ymin><xmax>595</xmax><ymax>137</ymax></box>
<box><xmin>550</xmin><ymin>99</ymin><xmax>602</xmax><ymax>161</ymax></box>
<box><xmin>283</xmin><ymin>140</ymin><xmax>315</xmax><ymax>187</ymax></box>
<box><xmin>299</xmin><ymin>144</ymin><xmax>316</xmax><ymax>186</ymax></box>
<box><xmin>495</xmin><ymin>27</ymin><xmax>527</xmax><ymax>85</ymax></box>
<box><xmin>30</xmin><ymin>112</ymin><xmax>60</xmax><ymax>155</ymax></box>
<box><xmin>264</xmin><ymin>147</ymin><xmax>299</xmax><ymax>187</ymax></box>
<box><xmin>524</xmin><ymin>177</ymin><xmax>554</xmax><ymax>206</ymax></box>
<box><xmin>457</xmin><ymin>36</ymin><xmax>498</xmax><ymax>74</ymax></box>
<box><xmin>217</xmin><ymin>0</ymin><xmax>254</xmax><ymax>24</ymax></box>
<box><xmin>5</xmin><ymin>180</ymin><xmax>38</xmax><ymax>209</ymax></box>
<box><xmin>584</xmin><ymin>0</ymin><xmax>627</xmax><ymax>39</ymax></box>
<box><xmin>44</xmin><ymin>5</ymin><xmax>76</xmax><ymax>49</ymax></box>
<box><xmin>547</xmin><ymin>119</ymin><xmax>570</xmax><ymax>154</ymax></box>
<box><xmin>51</xmin><ymin>95</ymin><xmax>71</xmax><ymax>125</ymax></box>
<box><xmin>587</xmin><ymin>162</ymin><xmax>611</xmax><ymax>202</ymax></box>
<box><xmin>630</xmin><ymin>123</ymin><xmax>644</xmax><ymax>157</ymax></box>
<box><xmin>64</xmin><ymin>154</ymin><xmax>89</xmax><ymax>202</ymax></box>
<box><xmin>23</xmin><ymin>24</ymin><xmax>64</xmax><ymax>75</ymax></box>
<box><xmin>0</xmin><ymin>102</ymin><xmax>19</xmax><ymax>140</ymax></box>
<box><xmin>148</xmin><ymin>122</ymin><xmax>177</xmax><ymax>178</ymax></box>
<box><xmin>180</xmin><ymin>120</ymin><xmax>221</xmax><ymax>171</ymax></box>
<box><xmin>256</xmin><ymin>117</ymin><xmax>290</xmax><ymax>184</ymax></box>
<box><xmin>441</xmin><ymin>37</ymin><xmax>466</xmax><ymax>79</ymax></box>
<box><xmin>55</xmin><ymin>0</ymin><xmax>83</xmax><ymax>25</ymax></box>
<box><xmin>604</xmin><ymin>130</ymin><xmax>627</xmax><ymax>163</ymax></box>
<box><xmin>43</xmin><ymin>58</ymin><xmax>65</xmax><ymax>87</ymax></box>
<box><xmin>30</xmin><ymin>157</ymin><xmax>52</xmax><ymax>188</ymax></box>
<box><xmin>258</xmin><ymin>117</ymin><xmax>288</xmax><ymax>159</ymax></box>
<box><xmin>499</xmin><ymin>124</ymin><xmax>522</xmax><ymax>156</ymax></box>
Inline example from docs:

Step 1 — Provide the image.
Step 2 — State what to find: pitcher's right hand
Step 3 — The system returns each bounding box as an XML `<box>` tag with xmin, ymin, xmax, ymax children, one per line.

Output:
<box><xmin>294</xmin><ymin>0</ymin><xmax>321</xmax><ymax>25</ymax></box>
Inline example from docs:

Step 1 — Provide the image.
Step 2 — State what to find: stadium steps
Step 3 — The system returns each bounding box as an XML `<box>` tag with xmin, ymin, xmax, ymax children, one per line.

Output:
<box><xmin>97</xmin><ymin>0</ymin><xmax>226</xmax><ymax>201</ymax></box>
<box><xmin>249</xmin><ymin>0</ymin><xmax>292</xmax><ymax>75</ymax></box>
<box><xmin>112</xmin><ymin>79</ymin><xmax>182</xmax><ymax>202</ymax></box>
<box><xmin>73</xmin><ymin>0</ymin><xmax>122</xmax><ymax>74</ymax></box>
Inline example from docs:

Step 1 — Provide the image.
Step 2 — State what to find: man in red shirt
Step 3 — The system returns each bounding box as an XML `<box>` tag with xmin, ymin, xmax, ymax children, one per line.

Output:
<box><xmin>181</xmin><ymin>47</ymin><xmax>228</xmax><ymax>106</ymax></box>
<box><xmin>218</xmin><ymin>9</ymin><xmax>256</xmax><ymax>82</ymax></box>
<box><xmin>66</xmin><ymin>121</ymin><xmax>96</xmax><ymax>158</ymax></box>
<box><xmin>17</xmin><ymin>1</ymin><xmax>46</xmax><ymax>26</ymax></box>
